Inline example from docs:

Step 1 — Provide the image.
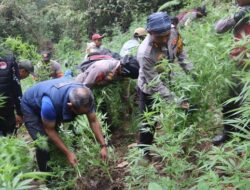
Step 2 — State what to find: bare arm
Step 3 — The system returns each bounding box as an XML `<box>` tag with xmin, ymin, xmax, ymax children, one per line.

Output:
<box><xmin>42</xmin><ymin>119</ymin><xmax>77</xmax><ymax>166</ymax></box>
<box><xmin>87</xmin><ymin>112</ymin><xmax>106</xmax><ymax>145</ymax></box>
<box><xmin>87</xmin><ymin>112</ymin><xmax>107</xmax><ymax>160</ymax></box>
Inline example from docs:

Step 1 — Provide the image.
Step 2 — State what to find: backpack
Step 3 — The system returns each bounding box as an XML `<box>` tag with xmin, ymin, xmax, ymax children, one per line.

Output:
<box><xmin>79</xmin><ymin>53</ymin><xmax>113</xmax><ymax>72</ymax></box>
<box><xmin>120</xmin><ymin>55</ymin><xmax>140</xmax><ymax>79</ymax></box>
<box><xmin>79</xmin><ymin>51</ymin><xmax>121</xmax><ymax>72</ymax></box>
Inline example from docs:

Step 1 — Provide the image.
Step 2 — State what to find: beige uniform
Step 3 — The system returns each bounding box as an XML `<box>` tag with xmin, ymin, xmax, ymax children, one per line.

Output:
<box><xmin>137</xmin><ymin>27</ymin><xmax>193</xmax><ymax>101</ymax></box>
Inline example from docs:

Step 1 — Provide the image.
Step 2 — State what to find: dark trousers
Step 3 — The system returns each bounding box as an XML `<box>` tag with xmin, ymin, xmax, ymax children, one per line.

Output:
<box><xmin>21</xmin><ymin>101</ymin><xmax>50</xmax><ymax>172</ymax></box>
<box><xmin>0</xmin><ymin>108</ymin><xmax>16</xmax><ymax>136</ymax></box>
<box><xmin>138</xmin><ymin>88</ymin><xmax>156</xmax><ymax>146</ymax></box>
<box><xmin>222</xmin><ymin>76</ymin><xmax>248</xmax><ymax>134</ymax></box>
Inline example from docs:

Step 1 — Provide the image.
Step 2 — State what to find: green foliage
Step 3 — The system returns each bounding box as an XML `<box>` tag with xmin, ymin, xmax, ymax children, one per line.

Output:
<box><xmin>0</xmin><ymin>0</ymin><xmax>249</xmax><ymax>189</ymax></box>
<box><xmin>0</xmin><ymin>37</ymin><xmax>40</xmax><ymax>89</ymax></box>
<box><xmin>0</xmin><ymin>95</ymin><xmax>6</xmax><ymax>109</ymax></box>
<box><xmin>0</xmin><ymin>137</ymin><xmax>48</xmax><ymax>189</ymax></box>
<box><xmin>94</xmin><ymin>83</ymin><xmax>129</xmax><ymax>127</ymax></box>
<box><xmin>148</xmin><ymin>182</ymin><xmax>163</xmax><ymax>190</ymax></box>
<box><xmin>47</xmin><ymin>113</ymin><xmax>112</xmax><ymax>189</ymax></box>
<box><xmin>1</xmin><ymin>37</ymin><xmax>40</xmax><ymax>61</ymax></box>
<box><xmin>158</xmin><ymin>0</ymin><xmax>182</xmax><ymax>12</ymax></box>
<box><xmin>0</xmin><ymin>0</ymin><xmax>177</xmax><ymax>48</ymax></box>
<box><xmin>125</xmin><ymin>1</ymin><xmax>250</xmax><ymax>190</ymax></box>
<box><xmin>54</xmin><ymin>37</ymin><xmax>82</xmax><ymax>76</ymax></box>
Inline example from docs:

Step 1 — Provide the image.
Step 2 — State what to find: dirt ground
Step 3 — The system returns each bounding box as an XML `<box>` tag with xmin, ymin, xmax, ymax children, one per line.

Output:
<box><xmin>75</xmin><ymin>121</ymin><xmax>136</xmax><ymax>190</ymax></box>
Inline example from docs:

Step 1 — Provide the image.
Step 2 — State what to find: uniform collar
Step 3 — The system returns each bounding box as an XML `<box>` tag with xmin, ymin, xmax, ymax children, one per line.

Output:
<box><xmin>149</xmin><ymin>35</ymin><xmax>168</xmax><ymax>50</ymax></box>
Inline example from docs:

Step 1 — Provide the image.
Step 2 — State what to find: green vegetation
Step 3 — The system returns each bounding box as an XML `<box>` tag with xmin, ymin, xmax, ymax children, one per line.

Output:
<box><xmin>0</xmin><ymin>0</ymin><xmax>249</xmax><ymax>189</ymax></box>
<box><xmin>0</xmin><ymin>137</ymin><xmax>49</xmax><ymax>189</ymax></box>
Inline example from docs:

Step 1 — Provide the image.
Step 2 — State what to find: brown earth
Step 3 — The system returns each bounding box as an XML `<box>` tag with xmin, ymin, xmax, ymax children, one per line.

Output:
<box><xmin>75</xmin><ymin>121</ymin><xmax>136</xmax><ymax>190</ymax></box>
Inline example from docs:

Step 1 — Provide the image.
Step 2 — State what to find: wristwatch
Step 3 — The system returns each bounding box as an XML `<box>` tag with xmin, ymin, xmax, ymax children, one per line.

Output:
<box><xmin>101</xmin><ymin>144</ymin><xmax>108</xmax><ymax>148</ymax></box>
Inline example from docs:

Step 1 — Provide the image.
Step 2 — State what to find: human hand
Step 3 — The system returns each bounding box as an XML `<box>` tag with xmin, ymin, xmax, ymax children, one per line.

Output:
<box><xmin>67</xmin><ymin>152</ymin><xmax>78</xmax><ymax>167</ymax></box>
<box><xmin>100</xmin><ymin>147</ymin><xmax>108</xmax><ymax>161</ymax></box>
<box><xmin>106</xmin><ymin>72</ymin><xmax>114</xmax><ymax>81</ymax></box>
<box><xmin>15</xmin><ymin>115</ymin><xmax>23</xmax><ymax>128</ymax></box>
<box><xmin>180</xmin><ymin>101</ymin><xmax>190</xmax><ymax>110</ymax></box>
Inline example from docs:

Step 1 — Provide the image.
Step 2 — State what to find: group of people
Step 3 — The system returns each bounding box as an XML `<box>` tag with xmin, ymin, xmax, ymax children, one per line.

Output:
<box><xmin>0</xmin><ymin>0</ymin><xmax>249</xmax><ymax>174</ymax></box>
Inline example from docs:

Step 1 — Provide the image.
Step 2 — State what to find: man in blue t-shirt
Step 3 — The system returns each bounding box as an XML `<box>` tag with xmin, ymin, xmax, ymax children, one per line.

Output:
<box><xmin>21</xmin><ymin>78</ymin><xmax>108</xmax><ymax>172</ymax></box>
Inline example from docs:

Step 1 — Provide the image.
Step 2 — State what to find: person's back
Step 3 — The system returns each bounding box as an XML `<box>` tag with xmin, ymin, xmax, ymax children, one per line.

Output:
<box><xmin>23</xmin><ymin>78</ymin><xmax>84</xmax><ymax>122</ymax></box>
<box><xmin>21</xmin><ymin>78</ymin><xmax>107</xmax><ymax>172</ymax></box>
<box><xmin>120</xmin><ymin>38</ymin><xmax>140</xmax><ymax>57</ymax></box>
<box><xmin>212</xmin><ymin>0</ymin><xmax>250</xmax><ymax>145</ymax></box>
<box><xmin>176</xmin><ymin>6</ymin><xmax>207</xmax><ymax>27</ymax></box>
<box><xmin>120</xmin><ymin>27</ymin><xmax>147</xmax><ymax>57</ymax></box>
<box><xmin>76</xmin><ymin>59</ymin><xmax>120</xmax><ymax>87</ymax></box>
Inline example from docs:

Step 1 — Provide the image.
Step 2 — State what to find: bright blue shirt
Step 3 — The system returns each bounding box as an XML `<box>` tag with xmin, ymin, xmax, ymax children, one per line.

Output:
<box><xmin>41</xmin><ymin>96</ymin><xmax>56</xmax><ymax>121</ymax></box>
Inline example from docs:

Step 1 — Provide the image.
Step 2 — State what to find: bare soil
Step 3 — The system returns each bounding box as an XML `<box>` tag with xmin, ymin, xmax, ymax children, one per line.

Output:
<box><xmin>75</xmin><ymin>121</ymin><xmax>135</xmax><ymax>190</ymax></box>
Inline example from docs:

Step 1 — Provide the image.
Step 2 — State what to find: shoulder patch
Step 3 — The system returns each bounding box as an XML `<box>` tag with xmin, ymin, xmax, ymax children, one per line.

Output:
<box><xmin>0</xmin><ymin>61</ymin><xmax>7</xmax><ymax>69</ymax></box>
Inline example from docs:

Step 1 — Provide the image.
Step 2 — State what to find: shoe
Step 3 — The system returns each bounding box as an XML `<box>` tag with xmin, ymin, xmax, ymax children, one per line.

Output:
<box><xmin>212</xmin><ymin>133</ymin><xmax>229</xmax><ymax>146</ymax></box>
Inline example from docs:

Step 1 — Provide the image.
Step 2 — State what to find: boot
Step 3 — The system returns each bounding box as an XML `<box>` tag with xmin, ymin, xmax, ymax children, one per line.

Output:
<box><xmin>212</xmin><ymin>122</ymin><xmax>236</xmax><ymax>146</ymax></box>
<box><xmin>212</xmin><ymin>133</ymin><xmax>229</xmax><ymax>146</ymax></box>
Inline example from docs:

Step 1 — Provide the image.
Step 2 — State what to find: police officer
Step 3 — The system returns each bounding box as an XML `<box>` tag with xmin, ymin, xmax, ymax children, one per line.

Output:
<box><xmin>176</xmin><ymin>6</ymin><xmax>207</xmax><ymax>27</ymax></box>
<box><xmin>137</xmin><ymin>12</ymin><xmax>192</xmax><ymax>155</ymax></box>
<box><xmin>21</xmin><ymin>78</ymin><xmax>108</xmax><ymax>171</ymax></box>
<box><xmin>0</xmin><ymin>55</ymin><xmax>34</xmax><ymax>136</ymax></box>
<box><xmin>75</xmin><ymin>56</ymin><xmax>139</xmax><ymax>88</ymax></box>
<box><xmin>215</xmin><ymin>0</ymin><xmax>250</xmax><ymax>61</ymax></box>
<box><xmin>120</xmin><ymin>27</ymin><xmax>147</xmax><ymax>57</ymax></box>
<box><xmin>213</xmin><ymin>0</ymin><xmax>250</xmax><ymax>145</ymax></box>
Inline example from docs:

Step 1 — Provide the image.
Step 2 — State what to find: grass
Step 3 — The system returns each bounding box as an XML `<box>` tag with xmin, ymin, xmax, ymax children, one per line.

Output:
<box><xmin>124</xmin><ymin>1</ymin><xmax>250</xmax><ymax>190</ymax></box>
<box><xmin>1</xmin><ymin>0</ymin><xmax>249</xmax><ymax>189</ymax></box>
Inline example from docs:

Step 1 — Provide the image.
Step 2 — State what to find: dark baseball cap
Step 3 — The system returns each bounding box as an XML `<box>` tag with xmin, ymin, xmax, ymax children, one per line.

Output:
<box><xmin>18</xmin><ymin>60</ymin><xmax>35</xmax><ymax>75</ymax></box>
<box><xmin>146</xmin><ymin>12</ymin><xmax>172</xmax><ymax>35</ymax></box>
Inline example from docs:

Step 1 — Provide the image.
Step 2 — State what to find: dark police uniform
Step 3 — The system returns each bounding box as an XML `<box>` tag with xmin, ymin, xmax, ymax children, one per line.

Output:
<box><xmin>0</xmin><ymin>55</ymin><xmax>22</xmax><ymax>136</ymax></box>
